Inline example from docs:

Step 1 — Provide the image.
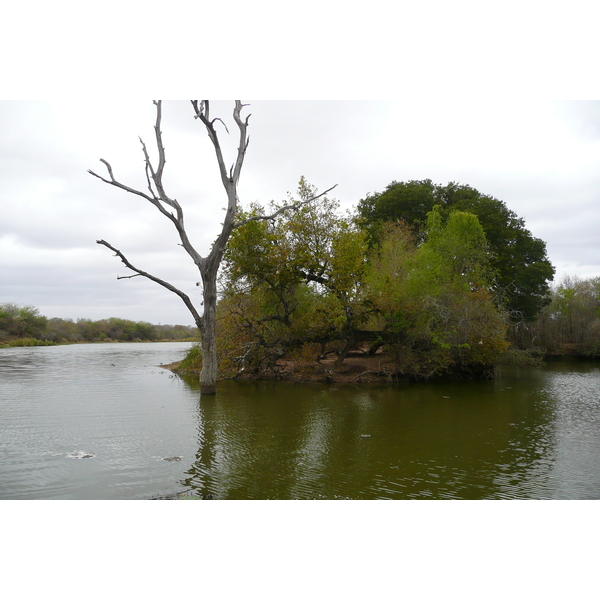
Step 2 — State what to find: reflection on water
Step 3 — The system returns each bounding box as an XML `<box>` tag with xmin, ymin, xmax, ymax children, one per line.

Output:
<box><xmin>1</xmin><ymin>343</ymin><xmax>599</xmax><ymax>499</ymax></box>
<box><xmin>542</xmin><ymin>369</ymin><xmax>600</xmax><ymax>499</ymax></box>
<box><xmin>179</xmin><ymin>363</ymin><xmax>600</xmax><ymax>500</ymax></box>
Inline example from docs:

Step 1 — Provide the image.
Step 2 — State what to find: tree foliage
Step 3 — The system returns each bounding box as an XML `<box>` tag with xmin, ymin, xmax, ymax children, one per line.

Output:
<box><xmin>206</xmin><ymin>178</ymin><xmax>514</xmax><ymax>381</ymax></box>
<box><xmin>516</xmin><ymin>275</ymin><xmax>600</xmax><ymax>356</ymax></box>
<box><xmin>0</xmin><ymin>303</ymin><xmax>196</xmax><ymax>345</ymax></box>
<box><xmin>0</xmin><ymin>303</ymin><xmax>47</xmax><ymax>339</ymax></box>
<box><xmin>356</xmin><ymin>179</ymin><xmax>555</xmax><ymax>321</ymax></box>
<box><xmin>364</xmin><ymin>213</ymin><xmax>509</xmax><ymax>378</ymax></box>
<box><xmin>217</xmin><ymin>178</ymin><xmax>369</xmax><ymax>375</ymax></box>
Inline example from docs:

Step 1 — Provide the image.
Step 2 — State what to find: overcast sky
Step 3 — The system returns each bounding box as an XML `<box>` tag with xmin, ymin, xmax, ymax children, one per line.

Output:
<box><xmin>1</xmin><ymin>99</ymin><xmax>600</xmax><ymax>326</ymax></box>
<box><xmin>4</xmin><ymin>2</ymin><xmax>600</xmax><ymax>569</ymax></box>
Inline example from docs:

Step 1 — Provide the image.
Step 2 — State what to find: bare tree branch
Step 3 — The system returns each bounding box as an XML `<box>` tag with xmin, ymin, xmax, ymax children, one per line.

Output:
<box><xmin>212</xmin><ymin>117</ymin><xmax>229</xmax><ymax>134</ymax></box>
<box><xmin>96</xmin><ymin>239</ymin><xmax>203</xmax><ymax>328</ymax></box>
<box><xmin>190</xmin><ymin>100</ymin><xmax>252</xmax><ymax>276</ymax></box>
<box><xmin>191</xmin><ymin>100</ymin><xmax>231</xmax><ymax>188</ymax></box>
<box><xmin>89</xmin><ymin>103</ymin><xmax>205</xmax><ymax>270</ymax></box>
<box><xmin>233</xmin><ymin>185</ymin><xmax>338</xmax><ymax>229</ymax></box>
<box><xmin>141</xmin><ymin>140</ymin><xmax>157</xmax><ymax>198</ymax></box>
<box><xmin>149</xmin><ymin>100</ymin><xmax>176</xmax><ymax>205</ymax></box>
<box><xmin>88</xmin><ymin>160</ymin><xmax>155</xmax><ymax>204</ymax></box>
<box><xmin>231</xmin><ymin>101</ymin><xmax>250</xmax><ymax>184</ymax></box>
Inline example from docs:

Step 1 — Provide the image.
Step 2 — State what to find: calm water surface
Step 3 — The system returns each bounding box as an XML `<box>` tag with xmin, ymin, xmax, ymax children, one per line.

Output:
<box><xmin>1</xmin><ymin>343</ymin><xmax>599</xmax><ymax>499</ymax></box>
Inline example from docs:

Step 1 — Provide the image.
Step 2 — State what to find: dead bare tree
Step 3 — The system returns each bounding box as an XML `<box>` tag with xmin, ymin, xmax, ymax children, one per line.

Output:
<box><xmin>89</xmin><ymin>100</ymin><xmax>336</xmax><ymax>394</ymax></box>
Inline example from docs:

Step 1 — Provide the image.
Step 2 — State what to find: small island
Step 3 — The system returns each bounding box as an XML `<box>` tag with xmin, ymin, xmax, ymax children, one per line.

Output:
<box><xmin>163</xmin><ymin>180</ymin><xmax>599</xmax><ymax>385</ymax></box>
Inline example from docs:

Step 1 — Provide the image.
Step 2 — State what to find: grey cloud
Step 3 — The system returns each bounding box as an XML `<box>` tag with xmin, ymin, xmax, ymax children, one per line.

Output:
<box><xmin>2</xmin><ymin>100</ymin><xmax>600</xmax><ymax>325</ymax></box>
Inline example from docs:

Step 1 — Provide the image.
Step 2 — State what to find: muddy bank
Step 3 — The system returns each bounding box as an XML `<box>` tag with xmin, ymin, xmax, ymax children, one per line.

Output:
<box><xmin>161</xmin><ymin>345</ymin><xmax>599</xmax><ymax>385</ymax></box>
<box><xmin>162</xmin><ymin>353</ymin><xmax>415</xmax><ymax>385</ymax></box>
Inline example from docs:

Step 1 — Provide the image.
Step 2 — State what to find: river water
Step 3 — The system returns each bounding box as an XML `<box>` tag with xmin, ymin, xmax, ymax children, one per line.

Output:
<box><xmin>1</xmin><ymin>342</ymin><xmax>599</xmax><ymax>499</ymax></box>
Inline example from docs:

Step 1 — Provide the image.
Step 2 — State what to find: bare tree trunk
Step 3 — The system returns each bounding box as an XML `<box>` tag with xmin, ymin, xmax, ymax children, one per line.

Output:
<box><xmin>90</xmin><ymin>100</ymin><xmax>334</xmax><ymax>395</ymax></box>
<box><xmin>199</xmin><ymin>268</ymin><xmax>219</xmax><ymax>394</ymax></box>
<box><xmin>90</xmin><ymin>100</ymin><xmax>247</xmax><ymax>394</ymax></box>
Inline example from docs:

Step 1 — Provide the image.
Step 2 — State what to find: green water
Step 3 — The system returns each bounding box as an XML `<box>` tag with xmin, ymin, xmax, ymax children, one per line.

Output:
<box><xmin>179</xmin><ymin>361</ymin><xmax>600</xmax><ymax>499</ymax></box>
<box><xmin>2</xmin><ymin>343</ymin><xmax>599</xmax><ymax>499</ymax></box>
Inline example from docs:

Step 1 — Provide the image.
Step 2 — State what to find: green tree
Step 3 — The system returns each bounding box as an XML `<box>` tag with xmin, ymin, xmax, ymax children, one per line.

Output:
<box><xmin>15</xmin><ymin>305</ymin><xmax>41</xmax><ymax>337</ymax></box>
<box><xmin>219</xmin><ymin>178</ymin><xmax>369</xmax><ymax>373</ymax></box>
<box><xmin>77</xmin><ymin>318</ymin><xmax>104</xmax><ymax>341</ymax></box>
<box><xmin>0</xmin><ymin>303</ymin><xmax>17</xmax><ymax>339</ymax></box>
<box><xmin>134</xmin><ymin>321</ymin><xmax>158</xmax><ymax>341</ymax></box>
<box><xmin>356</xmin><ymin>180</ymin><xmax>555</xmax><ymax>321</ymax></box>
<box><xmin>43</xmin><ymin>317</ymin><xmax>81</xmax><ymax>343</ymax></box>
<box><xmin>526</xmin><ymin>275</ymin><xmax>600</xmax><ymax>355</ymax></box>
<box><xmin>364</xmin><ymin>211</ymin><xmax>509</xmax><ymax>378</ymax></box>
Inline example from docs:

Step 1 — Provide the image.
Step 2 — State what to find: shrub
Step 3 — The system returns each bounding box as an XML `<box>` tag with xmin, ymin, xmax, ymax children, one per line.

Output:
<box><xmin>178</xmin><ymin>344</ymin><xmax>202</xmax><ymax>371</ymax></box>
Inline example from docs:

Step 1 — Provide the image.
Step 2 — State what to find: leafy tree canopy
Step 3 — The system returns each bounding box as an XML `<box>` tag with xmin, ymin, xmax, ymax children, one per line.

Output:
<box><xmin>224</xmin><ymin>177</ymin><xmax>368</xmax><ymax>308</ymax></box>
<box><xmin>356</xmin><ymin>180</ymin><xmax>555</xmax><ymax>321</ymax></box>
<box><xmin>364</xmin><ymin>212</ymin><xmax>509</xmax><ymax>378</ymax></box>
<box><xmin>218</xmin><ymin>178</ymin><xmax>370</xmax><ymax>373</ymax></box>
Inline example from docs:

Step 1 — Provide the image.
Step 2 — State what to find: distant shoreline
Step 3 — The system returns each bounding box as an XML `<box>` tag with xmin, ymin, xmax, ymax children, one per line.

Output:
<box><xmin>0</xmin><ymin>338</ymin><xmax>197</xmax><ymax>349</ymax></box>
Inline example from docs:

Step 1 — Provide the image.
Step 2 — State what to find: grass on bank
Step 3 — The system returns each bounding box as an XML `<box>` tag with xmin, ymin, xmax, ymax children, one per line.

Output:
<box><xmin>0</xmin><ymin>337</ymin><xmax>199</xmax><ymax>349</ymax></box>
<box><xmin>175</xmin><ymin>343</ymin><xmax>203</xmax><ymax>372</ymax></box>
<box><xmin>0</xmin><ymin>338</ymin><xmax>58</xmax><ymax>348</ymax></box>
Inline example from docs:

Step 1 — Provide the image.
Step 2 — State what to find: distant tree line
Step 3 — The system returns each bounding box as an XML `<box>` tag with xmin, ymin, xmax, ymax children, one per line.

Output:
<box><xmin>510</xmin><ymin>275</ymin><xmax>600</xmax><ymax>357</ymax></box>
<box><xmin>180</xmin><ymin>177</ymin><xmax>598</xmax><ymax>381</ymax></box>
<box><xmin>0</xmin><ymin>303</ymin><xmax>197</xmax><ymax>346</ymax></box>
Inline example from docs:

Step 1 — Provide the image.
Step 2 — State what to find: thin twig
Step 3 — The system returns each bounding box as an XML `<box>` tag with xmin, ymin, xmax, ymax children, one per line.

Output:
<box><xmin>233</xmin><ymin>185</ymin><xmax>338</xmax><ymax>229</ymax></box>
